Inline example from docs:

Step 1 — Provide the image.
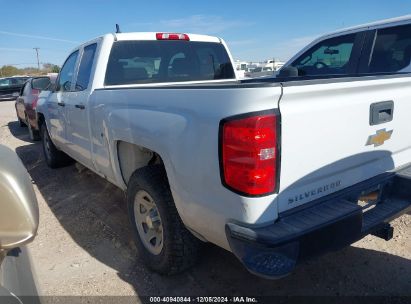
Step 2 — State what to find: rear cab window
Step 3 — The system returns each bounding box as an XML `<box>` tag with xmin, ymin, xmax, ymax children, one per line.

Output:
<box><xmin>105</xmin><ymin>40</ymin><xmax>235</xmax><ymax>85</ymax></box>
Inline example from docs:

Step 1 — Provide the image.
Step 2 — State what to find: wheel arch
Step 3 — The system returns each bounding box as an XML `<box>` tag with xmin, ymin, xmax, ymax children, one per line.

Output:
<box><xmin>116</xmin><ymin>140</ymin><xmax>165</xmax><ymax>186</ymax></box>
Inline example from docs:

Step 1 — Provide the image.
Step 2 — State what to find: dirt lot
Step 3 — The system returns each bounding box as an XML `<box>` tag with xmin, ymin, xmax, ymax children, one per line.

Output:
<box><xmin>1</xmin><ymin>100</ymin><xmax>410</xmax><ymax>302</ymax></box>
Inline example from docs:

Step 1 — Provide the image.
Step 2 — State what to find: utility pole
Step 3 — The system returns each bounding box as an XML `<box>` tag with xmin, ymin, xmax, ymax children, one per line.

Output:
<box><xmin>33</xmin><ymin>47</ymin><xmax>40</xmax><ymax>71</ymax></box>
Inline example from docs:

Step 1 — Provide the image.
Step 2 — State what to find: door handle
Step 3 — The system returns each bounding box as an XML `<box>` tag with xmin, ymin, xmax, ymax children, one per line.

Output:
<box><xmin>75</xmin><ymin>104</ymin><xmax>85</xmax><ymax>110</ymax></box>
<box><xmin>370</xmin><ymin>101</ymin><xmax>394</xmax><ymax>125</ymax></box>
<box><xmin>57</xmin><ymin>102</ymin><xmax>65</xmax><ymax>107</ymax></box>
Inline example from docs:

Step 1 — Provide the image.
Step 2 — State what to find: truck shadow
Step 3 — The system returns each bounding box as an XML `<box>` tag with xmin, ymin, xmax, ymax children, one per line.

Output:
<box><xmin>7</xmin><ymin>120</ymin><xmax>33</xmax><ymax>143</ymax></box>
<box><xmin>14</xmin><ymin>142</ymin><xmax>411</xmax><ymax>300</ymax></box>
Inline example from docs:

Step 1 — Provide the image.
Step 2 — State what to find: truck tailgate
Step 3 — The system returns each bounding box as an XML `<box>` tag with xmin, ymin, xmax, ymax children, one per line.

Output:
<box><xmin>277</xmin><ymin>76</ymin><xmax>411</xmax><ymax>213</ymax></box>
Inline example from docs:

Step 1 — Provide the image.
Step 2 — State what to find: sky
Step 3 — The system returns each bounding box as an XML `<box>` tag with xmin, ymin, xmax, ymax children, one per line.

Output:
<box><xmin>1</xmin><ymin>0</ymin><xmax>411</xmax><ymax>68</ymax></box>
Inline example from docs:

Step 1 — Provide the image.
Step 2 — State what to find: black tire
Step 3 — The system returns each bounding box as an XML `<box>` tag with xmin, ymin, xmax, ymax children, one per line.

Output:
<box><xmin>41</xmin><ymin>124</ymin><xmax>72</xmax><ymax>168</ymax></box>
<box><xmin>27</xmin><ymin>115</ymin><xmax>40</xmax><ymax>141</ymax></box>
<box><xmin>127</xmin><ymin>165</ymin><xmax>200</xmax><ymax>275</ymax></box>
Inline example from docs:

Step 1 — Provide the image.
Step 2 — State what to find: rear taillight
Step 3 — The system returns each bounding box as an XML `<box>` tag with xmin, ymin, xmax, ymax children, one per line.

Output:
<box><xmin>156</xmin><ymin>33</ymin><xmax>190</xmax><ymax>41</ymax></box>
<box><xmin>31</xmin><ymin>89</ymin><xmax>39</xmax><ymax>109</ymax></box>
<box><xmin>220</xmin><ymin>111</ymin><xmax>279</xmax><ymax>196</ymax></box>
<box><xmin>31</xmin><ymin>97</ymin><xmax>39</xmax><ymax>109</ymax></box>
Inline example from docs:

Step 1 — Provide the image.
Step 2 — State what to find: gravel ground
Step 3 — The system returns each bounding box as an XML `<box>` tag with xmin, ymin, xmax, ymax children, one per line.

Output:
<box><xmin>0</xmin><ymin>100</ymin><xmax>410</xmax><ymax>303</ymax></box>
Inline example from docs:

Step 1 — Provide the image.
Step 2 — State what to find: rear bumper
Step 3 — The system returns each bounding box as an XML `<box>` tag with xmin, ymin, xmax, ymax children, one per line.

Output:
<box><xmin>225</xmin><ymin>165</ymin><xmax>411</xmax><ymax>279</ymax></box>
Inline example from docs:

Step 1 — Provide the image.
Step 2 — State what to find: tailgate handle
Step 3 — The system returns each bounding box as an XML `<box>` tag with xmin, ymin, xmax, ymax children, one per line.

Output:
<box><xmin>370</xmin><ymin>101</ymin><xmax>394</xmax><ymax>125</ymax></box>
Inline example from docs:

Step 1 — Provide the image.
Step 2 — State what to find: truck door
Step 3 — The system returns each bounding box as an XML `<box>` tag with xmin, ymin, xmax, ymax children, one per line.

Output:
<box><xmin>278</xmin><ymin>25</ymin><xmax>411</xmax><ymax>213</ymax></box>
<box><xmin>64</xmin><ymin>43</ymin><xmax>98</xmax><ymax>169</ymax></box>
<box><xmin>47</xmin><ymin>50</ymin><xmax>79</xmax><ymax>149</ymax></box>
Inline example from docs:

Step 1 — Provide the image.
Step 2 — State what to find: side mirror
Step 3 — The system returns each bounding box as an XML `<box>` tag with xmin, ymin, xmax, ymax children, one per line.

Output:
<box><xmin>278</xmin><ymin>66</ymin><xmax>299</xmax><ymax>77</ymax></box>
<box><xmin>0</xmin><ymin>146</ymin><xmax>39</xmax><ymax>251</ymax></box>
<box><xmin>31</xmin><ymin>77</ymin><xmax>51</xmax><ymax>90</ymax></box>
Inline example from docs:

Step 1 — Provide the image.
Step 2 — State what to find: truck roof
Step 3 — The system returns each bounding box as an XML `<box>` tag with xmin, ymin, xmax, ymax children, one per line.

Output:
<box><xmin>113</xmin><ymin>32</ymin><xmax>221</xmax><ymax>43</ymax></box>
<box><xmin>69</xmin><ymin>32</ymin><xmax>224</xmax><ymax>57</ymax></box>
<box><xmin>76</xmin><ymin>32</ymin><xmax>222</xmax><ymax>49</ymax></box>
<box><xmin>326</xmin><ymin>14</ymin><xmax>411</xmax><ymax>37</ymax></box>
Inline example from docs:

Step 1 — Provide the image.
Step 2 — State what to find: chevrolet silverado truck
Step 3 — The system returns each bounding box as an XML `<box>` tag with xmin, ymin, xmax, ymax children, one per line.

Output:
<box><xmin>36</xmin><ymin>16</ymin><xmax>411</xmax><ymax>279</ymax></box>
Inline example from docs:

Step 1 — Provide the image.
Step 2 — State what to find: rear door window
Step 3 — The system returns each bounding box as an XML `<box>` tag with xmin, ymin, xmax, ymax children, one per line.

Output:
<box><xmin>366</xmin><ymin>24</ymin><xmax>411</xmax><ymax>74</ymax></box>
<box><xmin>290</xmin><ymin>33</ymin><xmax>359</xmax><ymax>77</ymax></box>
<box><xmin>105</xmin><ymin>41</ymin><xmax>235</xmax><ymax>85</ymax></box>
<box><xmin>76</xmin><ymin>43</ymin><xmax>97</xmax><ymax>91</ymax></box>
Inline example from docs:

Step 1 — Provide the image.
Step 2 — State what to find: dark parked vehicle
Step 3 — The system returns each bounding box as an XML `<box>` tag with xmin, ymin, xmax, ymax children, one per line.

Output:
<box><xmin>15</xmin><ymin>76</ymin><xmax>55</xmax><ymax>140</ymax></box>
<box><xmin>0</xmin><ymin>77</ymin><xmax>29</xmax><ymax>101</ymax></box>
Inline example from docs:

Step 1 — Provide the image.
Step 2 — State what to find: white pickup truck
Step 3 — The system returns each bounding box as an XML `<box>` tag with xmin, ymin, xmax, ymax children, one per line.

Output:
<box><xmin>37</xmin><ymin>16</ymin><xmax>411</xmax><ymax>279</ymax></box>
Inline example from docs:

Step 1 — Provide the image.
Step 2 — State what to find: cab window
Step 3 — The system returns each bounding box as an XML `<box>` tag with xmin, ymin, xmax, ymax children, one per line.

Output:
<box><xmin>290</xmin><ymin>33</ymin><xmax>357</xmax><ymax>77</ymax></box>
<box><xmin>58</xmin><ymin>51</ymin><xmax>79</xmax><ymax>92</ymax></box>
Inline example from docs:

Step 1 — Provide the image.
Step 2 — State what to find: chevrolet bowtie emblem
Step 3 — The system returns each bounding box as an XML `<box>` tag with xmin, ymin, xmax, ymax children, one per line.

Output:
<box><xmin>366</xmin><ymin>129</ymin><xmax>393</xmax><ymax>147</ymax></box>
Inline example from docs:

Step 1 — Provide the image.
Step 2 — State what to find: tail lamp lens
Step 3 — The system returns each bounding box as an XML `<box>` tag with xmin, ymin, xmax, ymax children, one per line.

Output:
<box><xmin>221</xmin><ymin>113</ymin><xmax>278</xmax><ymax>196</ymax></box>
<box><xmin>32</xmin><ymin>97</ymin><xmax>39</xmax><ymax>109</ymax></box>
<box><xmin>31</xmin><ymin>89</ymin><xmax>39</xmax><ymax>109</ymax></box>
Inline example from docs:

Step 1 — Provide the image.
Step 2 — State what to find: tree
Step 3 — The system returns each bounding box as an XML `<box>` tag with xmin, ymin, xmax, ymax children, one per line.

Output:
<box><xmin>51</xmin><ymin>65</ymin><xmax>60</xmax><ymax>73</ymax></box>
<box><xmin>0</xmin><ymin>65</ymin><xmax>20</xmax><ymax>77</ymax></box>
<box><xmin>0</xmin><ymin>63</ymin><xmax>60</xmax><ymax>77</ymax></box>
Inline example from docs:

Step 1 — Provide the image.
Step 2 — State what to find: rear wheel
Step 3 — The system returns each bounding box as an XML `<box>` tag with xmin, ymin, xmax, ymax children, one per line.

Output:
<box><xmin>41</xmin><ymin>124</ymin><xmax>72</xmax><ymax>168</ymax></box>
<box><xmin>16</xmin><ymin>109</ymin><xmax>26</xmax><ymax>127</ymax></box>
<box><xmin>127</xmin><ymin>165</ymin><xmax>200</xmax><ymax>275</ymax></box>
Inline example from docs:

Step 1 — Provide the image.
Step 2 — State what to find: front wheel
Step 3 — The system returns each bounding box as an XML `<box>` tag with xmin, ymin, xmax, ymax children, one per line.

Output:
<box><xmin>17</xmin><ymin>111</ymin><xmax>26</xmax><ymax>127</ymax></box>
<box><xmin>127</xmin><ymin>165</ymin><xmax>201</xmax><ymax>275</ymax></box>
<box><xmin>18</xmin><ymin>117</ymin><xmax>26</xmax><ymax>127</ymax></box>
<box><xmin>41</xmin><ymin>124</ymin><xmax>72</xmax><ymax>168</ymax></box>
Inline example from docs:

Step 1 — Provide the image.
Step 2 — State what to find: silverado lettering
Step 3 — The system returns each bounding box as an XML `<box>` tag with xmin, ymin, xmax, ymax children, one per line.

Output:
<box><xmin>288</xmin><ymin>180</ymin><xmax>342</xmax><ymax>205</ymax></box>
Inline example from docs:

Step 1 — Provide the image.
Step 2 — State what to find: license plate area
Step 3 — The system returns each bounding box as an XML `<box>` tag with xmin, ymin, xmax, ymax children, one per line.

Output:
<box><xmin>357</xmin><ymin>186</ymin><xmax>383</xmax><ymax>212</ymax></box>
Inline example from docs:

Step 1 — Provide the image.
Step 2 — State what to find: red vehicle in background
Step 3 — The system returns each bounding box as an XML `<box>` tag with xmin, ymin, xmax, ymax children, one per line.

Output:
<box><xmin>15</xmin><ymin>76</ymin><xmax>56</xmax><ymax>140</ymax></box>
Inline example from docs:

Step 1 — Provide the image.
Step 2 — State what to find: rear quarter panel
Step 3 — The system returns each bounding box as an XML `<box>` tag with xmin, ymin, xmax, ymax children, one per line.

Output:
<box><xmin>90</xmin><ymin>84</ymin><xmax>282</xmax><ymax>249</ymax></box>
